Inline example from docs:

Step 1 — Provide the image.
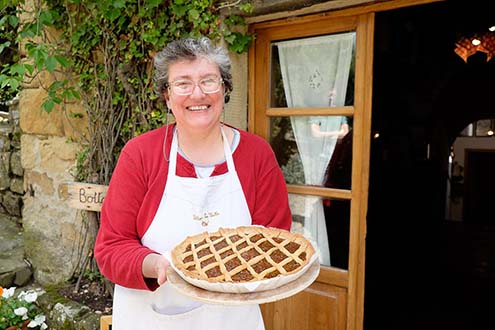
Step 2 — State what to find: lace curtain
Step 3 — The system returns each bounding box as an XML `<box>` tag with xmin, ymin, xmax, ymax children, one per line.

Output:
<box><xmin>276</xmin><ymin>33</ymin><xmax>354</xmax><ymax>265</ymax></box>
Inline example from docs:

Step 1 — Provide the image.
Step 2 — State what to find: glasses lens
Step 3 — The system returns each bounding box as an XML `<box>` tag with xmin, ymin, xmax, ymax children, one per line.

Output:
<box><xmin>172</xmin><ymin>80</ymin><xmax>194</xmax><ymax>95</ymax></box>
<box><xmin>200</xmin><ymin>78</ymin><xmax>221</xmax><ymax>93</ymax></box>
<box><xmin>170</xmin><ymin>78</ymin><xmax>222</xmax><ymax>95</ymax></box>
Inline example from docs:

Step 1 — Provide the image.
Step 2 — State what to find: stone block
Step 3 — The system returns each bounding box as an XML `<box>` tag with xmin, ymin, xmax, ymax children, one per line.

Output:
<box><xmin>14</xmin><ymin>265</ymin><xmax>33</xmax><ymax>286</ymax></box>
<box><xmin>10</xmin><ymin>177</ymin><xmax>24</xmax><ymax>194</ymax></box>
<box><xmin>0</xmin><ymin>152</ymin><xmax>10</xmax><ymax>190</ymax></box>
<box><xmin>20</xmin><ymin>134</ymin><xmax>39</xmax><ymax>170</ymax></box>
<box><xmin>19</xmin><ymin>89</ymin><xmax>65</xmax><ymax>136</ymax></box>
<box><xmin>19</xmin><ymin>89</ymin><xmax>88</xmax><ymax>139</ymax></box>
<box><xmin>1</xmin><ymin>191</ymin><xmax>23</xmax><ymax>216</ymax></box>
<box><xmin>10</xmin><ymin>150</ymin><xmax>23</xmax><ymax>176</ymax></box>
<box><xmin>0</xmin><ymin>272</ymin><xmax>15</xmax><ymax>288</ymax></box>
<box><xmin>39</xmin><ymin>136</ymin><xmax>79</xmax><ymax>172</ymax></box>
<box><xmin>26</xmin><ymin>170</ymin><xmax>55</xmax><ymax>195</ymax></box>
<box><xmin>0</xmin><ymin>137</ymin><xmax>11</xmax><ymax>152</ymax></box>
<box><xmin>76</xmin><ymin>312</ymin><xmax>101</xmax><ymax>330</ymax></box>
<box><xmin>49</xmin><ymin>301</ymin><xmax>91</xmax><ymax>329</ymax></box>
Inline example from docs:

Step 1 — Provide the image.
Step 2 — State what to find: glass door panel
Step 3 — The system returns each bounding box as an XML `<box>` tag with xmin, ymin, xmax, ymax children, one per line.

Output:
<box><xmin>270</xmin><ymin>116</ymin><xmax>353</xmax><ymax>189</ymax></box>
<box><xmin>270</xmin><ymin>33</ymin><xmax>356</xmax><ymax>108</ymax></box>
<box><xmin>289</xmin><ymin>193</ymin><xmax>350</xmax><ymax>269</ymax></box>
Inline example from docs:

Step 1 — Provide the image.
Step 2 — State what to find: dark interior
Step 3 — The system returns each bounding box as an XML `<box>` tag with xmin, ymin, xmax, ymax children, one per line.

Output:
<box><xmin>365</xmin><ymin>1</ymin><xmax>495</xmax><ymax>329</ymax></box>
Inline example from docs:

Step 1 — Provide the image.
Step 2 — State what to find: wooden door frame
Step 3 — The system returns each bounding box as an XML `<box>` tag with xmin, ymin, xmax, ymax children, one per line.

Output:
<box><xmin>247</xmin><ymin>1</ymin><xmax>443</xmax><ymax>329</ymax></box>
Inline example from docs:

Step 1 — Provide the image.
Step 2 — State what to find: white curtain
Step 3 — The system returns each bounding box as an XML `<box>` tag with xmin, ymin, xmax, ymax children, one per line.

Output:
<box><xmin>276</xmin><ymin>33</ymin><xmax>354</xmax><ymax>266</ymax></box>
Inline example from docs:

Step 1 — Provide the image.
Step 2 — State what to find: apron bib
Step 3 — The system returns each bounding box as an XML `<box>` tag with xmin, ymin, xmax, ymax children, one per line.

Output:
<box><xmin>112</xmin><ymin>127</ymin><xmax>264</xmax><ymax>330</ymax></box>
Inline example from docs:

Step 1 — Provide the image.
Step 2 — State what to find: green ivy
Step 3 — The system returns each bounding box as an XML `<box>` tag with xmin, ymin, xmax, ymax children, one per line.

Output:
<box><xmin>0</xmin><ymin>0</ymin><xmax>253</xmax><ymax>182</ymax></box>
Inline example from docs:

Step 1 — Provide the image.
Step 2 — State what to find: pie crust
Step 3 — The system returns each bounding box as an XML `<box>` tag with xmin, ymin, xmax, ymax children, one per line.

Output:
<box><xmin>171</xmin><ymin>226</ymin><xmax>315</xmax><ymax>284</ymax></box>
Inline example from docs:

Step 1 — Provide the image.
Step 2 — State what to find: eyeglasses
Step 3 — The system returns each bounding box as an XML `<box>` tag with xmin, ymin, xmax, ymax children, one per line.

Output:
<box><xmin>167</xmin><ymin>77</ymin><xmax>223</xmax><ymax>95</ymax></box>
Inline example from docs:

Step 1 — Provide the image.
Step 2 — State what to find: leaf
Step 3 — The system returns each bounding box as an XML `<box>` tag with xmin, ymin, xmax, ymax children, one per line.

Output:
<box><xmin>188</xmin><ymin>9</ymin><xmax>200</xmax><ymax>21</ymax></box>
<box><xmin>9</xmin><ymin>63</ymin><xmax>27</xmax><ymax>76</ymax></box>
<box><xmin>8</xmin><ymin>14</ymin><xmax>19</xmax><ymax>28</ymax></box>
<box><xmin>24</xmin><ymin>64</ymin><xmax>35</xmax><ymax>75</ymax></box>
<box><xmin>49</xmin><ymin>80</ymin><xmax>67</xmax><ymax>91</ymax></box>
<box><xmin>55</xmin><ymin>55</ymin><xmax>70</xmax><ymax>68</ymax></box>
<box><xmin>239</xmin><ymin>3</ymin><xmax>254</xmax><ymax>14</ymax></box>
<box><xmin>8</xmin><ymin>78</ymin><xmax>19</xmax><ymax>90</ymax></box>
<box><xmin>149</xmin><ymin>0</ymin><xmax>162</xmax><ymax>7</ymax></box>
<box><xmin>42</xmin><ymin>99</ymin><xmax>55</xmax><ymax>113</ymax></box>
<box><xmin>0</xmin><ymin>41</ymin><xmax>11</xmax><ymax>54</ymax></box>
<box><xmin>38</xmin><ymin>10</ymin><xmax>54</xmax><ymax>26</ymax></box>
<box><xmin>45</xmin><ymin>56</ymin><xmax>57</xmax><ymax>72</ymax></box>
<box><xmin>112</xmin><ymin>0</ymin><xmax>127</xmax><ymax>9</ymax></box>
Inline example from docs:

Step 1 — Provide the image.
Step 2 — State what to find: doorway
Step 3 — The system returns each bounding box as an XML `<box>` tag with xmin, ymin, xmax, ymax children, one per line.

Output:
<box><xmin>366</xmin><ymin>1</ymin><xmax>495</xmax><ymax>329</ymax></box>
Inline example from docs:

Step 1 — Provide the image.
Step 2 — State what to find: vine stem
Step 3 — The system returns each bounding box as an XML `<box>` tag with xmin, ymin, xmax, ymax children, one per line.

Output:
<box><xmin>216</xmin><ymin>0</ymin><xmax>243</xmax><ymax>10</ymax></box>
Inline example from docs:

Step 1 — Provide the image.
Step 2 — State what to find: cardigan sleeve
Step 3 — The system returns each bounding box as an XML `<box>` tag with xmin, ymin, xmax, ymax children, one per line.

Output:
<box><xmin>94</xmin><ymin>145</ymin><xmax>159</xmax><ymax>291</ymax></box>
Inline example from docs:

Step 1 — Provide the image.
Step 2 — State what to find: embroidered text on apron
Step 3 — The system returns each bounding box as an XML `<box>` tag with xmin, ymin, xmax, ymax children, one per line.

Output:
<box><xmin>112</xmin><ymin>127</ymin><xmax>264</xmax><ymax>329</ymax></box>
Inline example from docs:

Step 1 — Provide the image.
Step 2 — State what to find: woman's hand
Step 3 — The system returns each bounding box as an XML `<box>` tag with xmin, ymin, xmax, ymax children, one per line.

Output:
<box><xmin>142</xmin><ymin>253</ymin><xmax>170</xmax><ymax>285</ymax></box>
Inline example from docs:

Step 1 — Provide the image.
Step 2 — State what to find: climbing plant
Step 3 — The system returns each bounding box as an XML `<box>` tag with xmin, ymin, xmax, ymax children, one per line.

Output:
<box><xmin>1</xmin><ymin>0</ymin><xmax>253</xmax><ymax>181</ymax></box>
<box><xmin>0</xmin><ymin>0</ymin><xmax>253</xmax><ymax>292</ymax></box>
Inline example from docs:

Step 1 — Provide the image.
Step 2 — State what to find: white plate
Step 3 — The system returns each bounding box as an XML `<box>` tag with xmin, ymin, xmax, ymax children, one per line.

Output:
<box><xmin>166</xmin><ymin>258</ymin><xmax>320</xmax><ymax>305</ymax></box>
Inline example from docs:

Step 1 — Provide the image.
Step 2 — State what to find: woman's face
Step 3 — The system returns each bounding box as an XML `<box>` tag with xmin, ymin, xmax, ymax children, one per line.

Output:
<box><xmin>165</xmin><ymin>57</ymin><xmax>224</xmax><ymax>133</ymax></box>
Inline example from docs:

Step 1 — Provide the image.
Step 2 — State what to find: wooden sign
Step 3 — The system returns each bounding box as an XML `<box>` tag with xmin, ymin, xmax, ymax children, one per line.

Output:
<box><xmin>66</xmin><ymin>182</ymin><xmax>108</xmax><ymax>212</ymax></box>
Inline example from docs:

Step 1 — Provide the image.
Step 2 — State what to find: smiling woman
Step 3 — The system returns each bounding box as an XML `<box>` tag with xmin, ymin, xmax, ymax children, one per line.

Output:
<box><xmin>94</xmin><ymin>37</ymin><xmax>292</xmax><ymax>330</ymax></box>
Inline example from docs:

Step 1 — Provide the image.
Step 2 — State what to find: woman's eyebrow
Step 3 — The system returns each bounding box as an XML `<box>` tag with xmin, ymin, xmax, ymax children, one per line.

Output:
<box><xmin>171</xmin><ymin>73</ymin><xmax>220</xmax><ymax>81</ymax></box>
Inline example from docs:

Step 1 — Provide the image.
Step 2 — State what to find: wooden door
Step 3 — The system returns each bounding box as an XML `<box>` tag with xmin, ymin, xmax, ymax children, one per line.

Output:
<box><xmin>249</xmin><ymin>10</ymin><xmax>374</xmax><ymax>330</ymax></box>
<box><xmin>248</xmin><ymin>2</ymin><xmax>443</xmax><ymax>329</ymax></box>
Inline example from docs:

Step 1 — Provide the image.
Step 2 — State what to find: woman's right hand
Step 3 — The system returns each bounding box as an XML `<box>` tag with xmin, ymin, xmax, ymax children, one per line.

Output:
<box><xmin>142</xmin><ymin>253</ymin><xmax>170</xmax><ymax>285</ymax></box>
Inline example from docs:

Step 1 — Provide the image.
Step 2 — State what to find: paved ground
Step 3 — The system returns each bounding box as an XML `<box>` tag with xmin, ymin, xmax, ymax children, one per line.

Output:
<box><xmin>0</xmin><ymin>215</ymin><xmax>32</xmax><ymax>287</ymax></box>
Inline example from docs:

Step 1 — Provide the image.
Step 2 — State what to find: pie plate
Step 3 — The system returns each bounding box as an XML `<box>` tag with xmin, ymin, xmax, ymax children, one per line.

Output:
<box><xmin>166</xmin><ymin>257</ymin><xmax>320</xmax><ymax>305</ymax></box>
<box><xmin>166</xmin><ymin>226</ymin><xmax>319</xmax><ymax>293</ymax></box>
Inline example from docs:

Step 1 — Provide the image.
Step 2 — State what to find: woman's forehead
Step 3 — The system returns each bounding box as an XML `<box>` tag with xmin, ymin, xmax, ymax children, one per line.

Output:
<box><xmin>168</xmin><ymin>57</ymin><xmax>220</xmax><ymax>80</ymax></box>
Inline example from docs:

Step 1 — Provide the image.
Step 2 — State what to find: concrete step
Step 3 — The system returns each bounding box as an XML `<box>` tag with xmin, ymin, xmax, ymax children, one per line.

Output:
<box><xmin>0</xmin><ymin>214</ymin><xmax>33</xmax><ymax>287</ymax></box>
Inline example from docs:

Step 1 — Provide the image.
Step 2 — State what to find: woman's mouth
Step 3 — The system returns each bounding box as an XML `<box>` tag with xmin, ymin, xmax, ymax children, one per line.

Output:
<box><xmin>187</xmin><ymin>105</ymin><xmax>210</xmax><ymax>111</ymax></box>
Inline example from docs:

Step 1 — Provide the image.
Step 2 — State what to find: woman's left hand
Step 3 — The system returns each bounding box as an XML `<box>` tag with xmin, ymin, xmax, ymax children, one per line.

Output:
<box><xmin>142</xmin><ymin>253</ymin><xmax>170</xmax><ymax>285</ymax></box>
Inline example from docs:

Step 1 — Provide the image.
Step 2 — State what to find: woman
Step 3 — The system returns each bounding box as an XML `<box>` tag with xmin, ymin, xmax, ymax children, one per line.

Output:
<box><xmin>94</xmin><ymin>37</ymin><xmax>292</xmax><ymax>329</ymax></box>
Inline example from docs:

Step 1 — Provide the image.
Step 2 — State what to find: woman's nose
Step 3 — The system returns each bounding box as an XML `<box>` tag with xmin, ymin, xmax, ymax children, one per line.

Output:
<box><xmin>190</xmin><ymin>83</ymin><xmax>206</xmax><ymax>97</ymax></box>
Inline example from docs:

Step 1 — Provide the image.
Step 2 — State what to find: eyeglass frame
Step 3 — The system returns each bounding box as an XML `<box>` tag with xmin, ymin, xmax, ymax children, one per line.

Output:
<box><xmin>166</xmin><ymin>76</ymin><xmax>224</xmax><ymax>96</ymax></box>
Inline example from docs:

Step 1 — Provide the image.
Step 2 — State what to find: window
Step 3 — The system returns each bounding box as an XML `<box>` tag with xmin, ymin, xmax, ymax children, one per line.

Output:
<box><xmin>249</xmin><ymin>11</ymin><xmax>373</xmax><ymax>276</ymax></box>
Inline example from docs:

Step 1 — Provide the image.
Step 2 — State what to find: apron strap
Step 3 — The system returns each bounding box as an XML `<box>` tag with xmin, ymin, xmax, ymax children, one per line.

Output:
<box><xmin>221</xmin><ymin>126</ymin><xmax>236</xmax><ymax>174</ymax></box>
<box><xmin>169</xmin><ymin>127</ymin><xmax>179</xmax><ymax>178</ymax></box>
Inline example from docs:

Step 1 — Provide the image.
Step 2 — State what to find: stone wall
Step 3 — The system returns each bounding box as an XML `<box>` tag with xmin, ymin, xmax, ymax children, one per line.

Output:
<box><xmin>0</xmin><ymin>98</ymin><xmax>33</xmax><ymax>288</ymax></box>
<box><xmin>0</xmin><ymin>99</ymin><xmax>23</xmax><ymax>222</ymax></box>
<box><xmin>19</xmin><ymin>91</ymin><xmax>89</xmax><ymax>285</ymax></box>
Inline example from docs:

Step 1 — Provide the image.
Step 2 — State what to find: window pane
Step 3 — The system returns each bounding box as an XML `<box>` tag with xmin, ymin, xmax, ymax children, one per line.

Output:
<box><xmin>270</xmin><ymin>116</ymin><xmax>353</xmax><ymax>189</ymax></box>
<box><xmin>270</xmin><ymin>32</ymin><xmax>356</xmax><ymax>108</ymax></box>
<box><xmin>290</xmin><ymin>194</ymin><xmax>350</xmax><ymax>269</ymax></box>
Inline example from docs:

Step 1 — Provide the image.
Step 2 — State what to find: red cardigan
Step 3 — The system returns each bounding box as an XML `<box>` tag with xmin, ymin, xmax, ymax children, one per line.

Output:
<box><xmin>94</xmin><ymin>124</ymin><xmax>292</xmax><ymax>290</ymax></box>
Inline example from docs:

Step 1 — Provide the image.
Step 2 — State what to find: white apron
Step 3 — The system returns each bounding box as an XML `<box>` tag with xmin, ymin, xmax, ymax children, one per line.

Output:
<box><xmin>112</xmin><ymin>127</ymin><xmax>264</xmax><ymax>330</ymax></box>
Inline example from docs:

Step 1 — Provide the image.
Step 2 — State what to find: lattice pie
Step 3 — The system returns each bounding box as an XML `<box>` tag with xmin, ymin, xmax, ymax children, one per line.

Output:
<box><xmin>171</xmin><ymin>226</ymin><xmax>315</xmax><ymax>283</ymax></box>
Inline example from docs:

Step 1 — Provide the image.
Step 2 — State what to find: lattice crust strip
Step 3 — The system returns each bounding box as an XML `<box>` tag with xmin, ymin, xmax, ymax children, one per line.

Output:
<box><xmin>171</xmin><ymin>226</ymin><xmax>315</xmax><ymax>283</ymax></box>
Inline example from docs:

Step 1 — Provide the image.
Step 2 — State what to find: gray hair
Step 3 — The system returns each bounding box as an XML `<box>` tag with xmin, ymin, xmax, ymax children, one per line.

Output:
<box><xmin>153</xmin><ymin>37</ymin><xmax>233</xmax><ymax>104</ymax></box>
